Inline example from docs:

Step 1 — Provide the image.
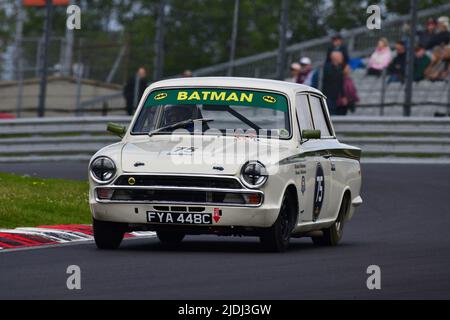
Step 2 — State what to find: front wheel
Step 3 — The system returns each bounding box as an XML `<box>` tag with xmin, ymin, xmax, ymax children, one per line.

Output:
<box><xmin>312</xmin><ymin>196</ymin><xmax>349</xmax><ymax>246</ymax></box>
<box><xmin>260</xmin><ymin>194</ymin><xmax>295</xmax><ymax>252</ymax></box>
<box><xmin>93</xmin><ymin>219</ymin><xmax>126</xmax><ymax>250</ymax></box>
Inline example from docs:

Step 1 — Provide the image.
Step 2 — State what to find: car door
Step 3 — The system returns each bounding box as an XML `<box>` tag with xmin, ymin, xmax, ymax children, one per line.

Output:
<box><xmin>294</xmin><ymin>94</ymin><xmax>323</xmax><ymax>223</ymax></box>
<box><xmin>307</xmin><ymin>94</ymin><xmax>335</xmax><ymax>222</ymax></box>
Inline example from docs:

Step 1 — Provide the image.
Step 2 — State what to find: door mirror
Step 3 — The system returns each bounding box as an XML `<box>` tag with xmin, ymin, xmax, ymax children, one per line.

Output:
<box><xmin>107</xmin><ymin>122</ymin><xmax>127</xmax><ymax>137</ymax></box>
<box><xmin>302</xmin><ymin>129</ymin><xmax>321</xmax><ymax>140</ymax></box>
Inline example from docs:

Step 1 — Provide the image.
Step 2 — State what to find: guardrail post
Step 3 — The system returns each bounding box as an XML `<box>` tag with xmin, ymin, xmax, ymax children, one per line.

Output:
<box><xmin>102</xmin><ymin>102</ymin><xmax>108</xmax><ymax>116</ymax></box>
<box><xmin>75</xmin><ymin>39</ymin><xmax>83</xmax><ymax>116</ymax></box>
<box><xmin>380</xmin><ymin>69</ymin><xmax>387</xmax><ymax>116</ymax></box>
<box><xmin>347</xmin><ymin>35</ymin><xmax>355</xmax><ymax>57</ymax></box>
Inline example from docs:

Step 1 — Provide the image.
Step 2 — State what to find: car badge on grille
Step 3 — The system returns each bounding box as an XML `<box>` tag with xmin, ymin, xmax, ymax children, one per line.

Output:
<box><xmin>128</xmin><ymin>177</ymin><xmax>136</xmax><ymax>185</ymax></box>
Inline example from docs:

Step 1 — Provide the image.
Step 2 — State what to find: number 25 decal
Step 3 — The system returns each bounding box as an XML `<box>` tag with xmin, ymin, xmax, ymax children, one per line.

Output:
<box><xmin>313</xmin><ymin>163</ymin><xmax>325</xmax><ymax>221</ymax></box>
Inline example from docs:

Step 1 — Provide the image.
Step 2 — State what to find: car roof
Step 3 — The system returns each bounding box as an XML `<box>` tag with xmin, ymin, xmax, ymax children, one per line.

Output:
<box><xmin>147</xmin><ymin>77</ymin><xmax>324</xmax><ymax>97</ymax></box>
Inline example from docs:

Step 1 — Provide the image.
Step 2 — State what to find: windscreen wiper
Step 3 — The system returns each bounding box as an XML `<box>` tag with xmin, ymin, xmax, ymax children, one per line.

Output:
<box><xmin>148</xmin><ymin>118</ymin><xmax>214</xmax><ymax>137</ymax></box>
<box><xmin>225</xmin><ymin>106</ymin><xmax>261</xmax><ymax>131</ymax></box>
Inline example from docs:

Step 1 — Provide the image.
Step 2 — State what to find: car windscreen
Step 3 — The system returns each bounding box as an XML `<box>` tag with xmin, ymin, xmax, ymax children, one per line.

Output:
<box><xmin>132</xmin><ymin>88</ymin><xmax>291</xmax><ymax>139</ymax></box>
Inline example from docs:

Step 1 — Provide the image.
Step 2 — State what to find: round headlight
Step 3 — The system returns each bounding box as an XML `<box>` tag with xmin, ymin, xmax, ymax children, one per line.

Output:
<box><xmin>90</xmin><ymin>156</ymin><xmax>116</xmax><ymax>184</ymax></box>
<box><xmin>240</xmin><ymin>161</ymin><xmax>268</xmax><ymax>189</ymax></box>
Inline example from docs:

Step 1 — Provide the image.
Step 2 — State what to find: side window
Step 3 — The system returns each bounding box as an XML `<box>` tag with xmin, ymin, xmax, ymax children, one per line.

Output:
<box><xmin>309</xmin><ymin>95</ymin><xmax>332</xmax><ymax>137</ymax></box>
<box><xmin>295</xmin><ymin>94</ymin><xmax>313</xmax><ymax>133</ymax></box>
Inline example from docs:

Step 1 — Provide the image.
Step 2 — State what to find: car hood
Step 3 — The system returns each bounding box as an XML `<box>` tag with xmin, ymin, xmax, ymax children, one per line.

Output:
<box><xmin>121</xmin><ymin>135</ymin><xmax>290</xmax><ymax>175</ymax></box>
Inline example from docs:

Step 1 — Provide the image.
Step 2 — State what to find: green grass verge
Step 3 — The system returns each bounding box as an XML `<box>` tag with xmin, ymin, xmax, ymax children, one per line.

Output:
<box><xmin>0</xmin><ymin>173</ymin><xmax>90</xmax><ymax>229</ymax></box>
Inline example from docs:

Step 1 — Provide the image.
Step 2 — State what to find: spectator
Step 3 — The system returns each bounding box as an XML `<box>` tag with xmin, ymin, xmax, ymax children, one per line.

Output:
<box><xmin>336</xmin><ymin>64</ymin><xmax>359</xmax><ymax>115</ymax></box>
<box><xmin>418</xmin><ymin>18</ymin><xmax>437</xmax><ymax>50</ymax></box>
<box><xmin>296</xmin><ymin>57</ymin><xmax>320</xmax><ymax>88</ymax></box>
<box><xmin>427</xmin><ymin>16</ymin><xmax>450</xmax><ymax>49</ymax></box>
<box><xmin>425</xmin><ymin>46</ymin><xmax>450</xmax><ymax>81</ymax></box>
<box><xmin>367</xmin><ymin>37</ymin><xmax>392</xmax><ymax>76</ymax></box>
<box><xmin>387</xmin><ymin>41</ymin><xmax>407</xmax><ymax>83</ymax></box>
<box><xmin>183</xmin><ymin>69</ymin><xmax>193</xmax><ymax>77</ymax></box>
<box><xmin>123</xmin><ymin>67</ymin><xmax>149</xmax><ymax>116</ymax></box>
<box><xmin>322</xmin><ymin>51</ymin><xmax>345</xmax><ymax>115</ymax></box>
<box><xmin>326</xmin><ymin>34</ymin><xmax>350</xmax><ymax>65</ymax></box>
<box><xmin>414</xmin><ymin>46</ymin><xmax>431</xmax><ymax>82</ymax></box>
<box><xmin>285</xmin><ymin>62</ymin><xmax>301</xmax><ymax>82</ymax></box>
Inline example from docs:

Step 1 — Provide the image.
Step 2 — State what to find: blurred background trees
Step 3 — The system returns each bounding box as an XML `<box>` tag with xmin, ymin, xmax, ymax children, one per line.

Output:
<box><xmin>0</xmin><ymin>0</ymin><xmax>446</xmax><ymax>82</ymax></box>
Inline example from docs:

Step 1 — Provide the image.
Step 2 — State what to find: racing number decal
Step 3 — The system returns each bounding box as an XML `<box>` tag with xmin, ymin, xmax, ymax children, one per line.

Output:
<box><xmin>313</xmin><ymin>163</ymin><xmax>325</xmax><ymax>221</ymax></box>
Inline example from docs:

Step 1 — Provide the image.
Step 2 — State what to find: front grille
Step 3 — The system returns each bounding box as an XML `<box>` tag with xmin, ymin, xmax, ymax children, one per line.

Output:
<box><xmin>110</xmin><ymin>189</ymin><xmax>248</xmax><ymax>205</ymax></box>
<box><xmin>114</xmin><ymin>175</ymin><xmax>242</xmax><ymax>189</ymax></box>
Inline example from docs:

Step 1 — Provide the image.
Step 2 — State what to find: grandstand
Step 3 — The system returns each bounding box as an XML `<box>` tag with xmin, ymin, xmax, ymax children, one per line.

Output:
<box><xmin>350</xmin><ymin>69</ymin><xmax>449</xmax><ymax>117</ymax></box>
<box><xmin>191</xmin><ymin>3</ymin><xmax>450</xmax><ymax>117</ymax></box>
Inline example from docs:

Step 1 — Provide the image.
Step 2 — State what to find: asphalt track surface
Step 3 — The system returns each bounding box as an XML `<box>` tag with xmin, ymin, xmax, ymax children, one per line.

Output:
<box><xmin>0</xmin><ymin>162</ymin><xmax>449</xmax><ymax>299</ymax></box>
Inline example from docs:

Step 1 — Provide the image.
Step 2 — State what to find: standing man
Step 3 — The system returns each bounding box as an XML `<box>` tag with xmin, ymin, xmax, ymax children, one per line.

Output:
<box><xmin>322</xmin><ymin>51</ymin><xmax>345</xmax><ymax>115</ymax></box>
<box><xmin>427</xmin><ymin>16</ymin><xmax>450</xmax><ymax>49</ymax></box>
<box><xmin>387</xmin><ymin>41</ymin><xmax>407</xmax><ymax>83</ymax></box>
<box><xmin>418</xmin><ymin>18</ymin><xmax>437</xmax><ymax>50</ymax></box>
<box><xmin>182</xmin><ymin>70</ymin><xmax>193</xmax><ymax>77</ymax></box>
<box><xmin>123</xmin><ymin>67</ymin><xmax>149</xmax><ymax>116</ymax></box>
<box><xmin>325</xmin><ymin>35</ymin><xmax>350</xmax><ymax>65</ymax></box>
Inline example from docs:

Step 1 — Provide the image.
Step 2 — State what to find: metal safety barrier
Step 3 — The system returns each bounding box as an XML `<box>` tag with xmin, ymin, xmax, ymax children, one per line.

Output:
<box><xmin>1</xmin><ymin>116</ymin><xmax>450</xmax><ymax>163</ymax></box>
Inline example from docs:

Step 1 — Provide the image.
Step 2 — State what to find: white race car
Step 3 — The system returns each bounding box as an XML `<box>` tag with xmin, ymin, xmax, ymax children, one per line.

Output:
<box><xmin>89</xmin><ymin>77</ymin><xmax>362</xmax><ymax>252</ymax></box>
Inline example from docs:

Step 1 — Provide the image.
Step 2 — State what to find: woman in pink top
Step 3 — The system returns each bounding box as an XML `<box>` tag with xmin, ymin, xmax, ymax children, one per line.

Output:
<box><xmin>367</xmin><ymin>38</ymin><xmax>392</xmax><ymax>76</ymax></box>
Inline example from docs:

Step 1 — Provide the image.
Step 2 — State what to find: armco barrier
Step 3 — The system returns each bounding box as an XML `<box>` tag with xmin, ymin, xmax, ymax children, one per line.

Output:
<box><xmin>0</xmin><ymin>116</ymin><xmax>449</xmax><ymax>163</ymax></box>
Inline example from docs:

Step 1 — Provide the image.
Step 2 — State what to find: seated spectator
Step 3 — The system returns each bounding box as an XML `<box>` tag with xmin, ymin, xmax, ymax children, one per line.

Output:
<box><xmin>285</xmin><ymin>62</ymin><xmax>301</xmax><ymax>82</ymax></box>
<box><xmin>425</xmin><ymin>46</ymin><xmax>450</xmax><ymax>81</ymax></box>
<box><xmin>414</xmin><ymin>46</ymin><xmax>431</xmax><ymax>82</ymax></box>
<box><xmin>427</xmin><ymin>16</ymin><xmax>450</xmax><ymax>49</ymax></box>
<box><xmin>367</xmin><ymin>38</ymin><xmax>392</xmax><ymax>76</ymax></box>
<box><xmin>387</xmin><ymin>41</ymin><xmax>407</xmax><ymax>83</ymax></box>
<box><xmin>418</xmin><ymin>17</ymin><xmax>437</xmax><ymax>50</ymax></box>
<box><xmin>325</xmin><ymin>34</ymin><xmax>350</xmax><ymax>65</ymax></box>
<box><xmin>297</xmin><ymin>57</ymin><xmax>319</xmax><ymax>88</ymax></box>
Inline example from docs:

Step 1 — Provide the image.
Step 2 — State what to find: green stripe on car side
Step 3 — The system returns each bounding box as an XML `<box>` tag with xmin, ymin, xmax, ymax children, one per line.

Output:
<box><xmin>278</xmin><ymin>148</ymin><xmax>361</xmax><ymax>165</ymax></box>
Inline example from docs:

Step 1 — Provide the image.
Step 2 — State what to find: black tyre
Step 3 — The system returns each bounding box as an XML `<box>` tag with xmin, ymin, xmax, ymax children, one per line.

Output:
<box><xmin>312</xmin><ymin>196</ymin><xmax>349</xmax><ymax>246</ymax></box>
<box><xmin>157</xmin><ymin>231</ymin><xmax>185</xmax><ymax>245</ymax></box>
<box><xmin>93</xmin><ymin>218</ymin><xmax>126</xmax><ymax>250</ymax></box>
<box><xmin>260</xmin><ymin>193</ymin><xmax>296</xmax><ymax>252</ymax></box>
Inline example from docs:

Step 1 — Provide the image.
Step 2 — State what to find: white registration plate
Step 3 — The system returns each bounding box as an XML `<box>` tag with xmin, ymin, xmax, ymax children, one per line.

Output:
<box><xmin>147</xmin><ymin>211</ymin><xmax>212</xmax><ymax>225</ymax></box>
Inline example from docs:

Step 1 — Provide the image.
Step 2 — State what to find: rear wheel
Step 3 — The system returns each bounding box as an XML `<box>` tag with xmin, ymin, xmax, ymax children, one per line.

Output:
<box><xmin>312</xmin><ymin>196</ymin><xmax>349</xmax><ymax>246</ymax></box>
<box><xmin>260</xmin><ymin>194</ymin><xmax>296</xmax><ymax>252</ymax></box>
<box><xmin>93</xmin><ymin>219</ymin><xmax>126</xmax><ymax>250</ymax></box>
<box><xmin>157</xmin><ymin>231</ymin><xmax>185</xmax><ymax>245</ymax></box>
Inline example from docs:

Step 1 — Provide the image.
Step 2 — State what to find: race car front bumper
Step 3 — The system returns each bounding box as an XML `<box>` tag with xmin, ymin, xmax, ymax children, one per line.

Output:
<box><xmin>90</xmin><ymin>202</ymin><xmax>280</xmax><ymax>228</ymax></box>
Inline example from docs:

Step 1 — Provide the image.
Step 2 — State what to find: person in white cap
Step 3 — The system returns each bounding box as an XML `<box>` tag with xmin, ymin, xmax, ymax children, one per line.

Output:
<box><xmin>428</xmin><ymin>16</ymin><xmax>450</xmax><ymax>49</ymax></box>
<box><xmin>297</xmin><ymin>57</ymin><xmax>319</xmax><ymax>88</ymax></box>
<box><xmin>285</xmin><ymin>62</ymin><xmax>301</xmax><ymax>82</ymax></box>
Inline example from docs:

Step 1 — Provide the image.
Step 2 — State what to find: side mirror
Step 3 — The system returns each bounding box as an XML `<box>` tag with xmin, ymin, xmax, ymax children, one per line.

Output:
<box><xmin>302</xmin><ymin>129</ymin><xmax>321</xmax><ymax>140</ymax></box>
<box><xmin>107</xmin><ymin>122</ymin><xmax>127</xmax><ymax>137</ymax></box>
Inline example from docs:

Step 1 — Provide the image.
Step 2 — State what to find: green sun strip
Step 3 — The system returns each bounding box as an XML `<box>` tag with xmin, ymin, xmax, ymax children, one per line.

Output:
<box><xmin>144</xmin><ymin>88</ymin><xmax>288</xmax><ymax>112</ymax></box>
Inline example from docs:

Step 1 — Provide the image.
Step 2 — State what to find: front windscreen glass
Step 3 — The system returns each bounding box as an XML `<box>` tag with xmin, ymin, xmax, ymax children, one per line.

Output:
<box><xmin>132</xmin><ymin>88</ymin><xmax>291</xmax><ymax>139</ymax></box>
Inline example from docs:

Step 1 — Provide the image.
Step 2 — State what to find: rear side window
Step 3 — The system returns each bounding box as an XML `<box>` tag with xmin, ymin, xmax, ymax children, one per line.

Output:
<box><xmin>309</xmin><ymin>96</ymin><xmax>332</xmax><ymax>137</ymax></box>
<box><xmin>296</xmin><ymin>94</ymin><xmax>313</xmax><ymax>132</ymax></box>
